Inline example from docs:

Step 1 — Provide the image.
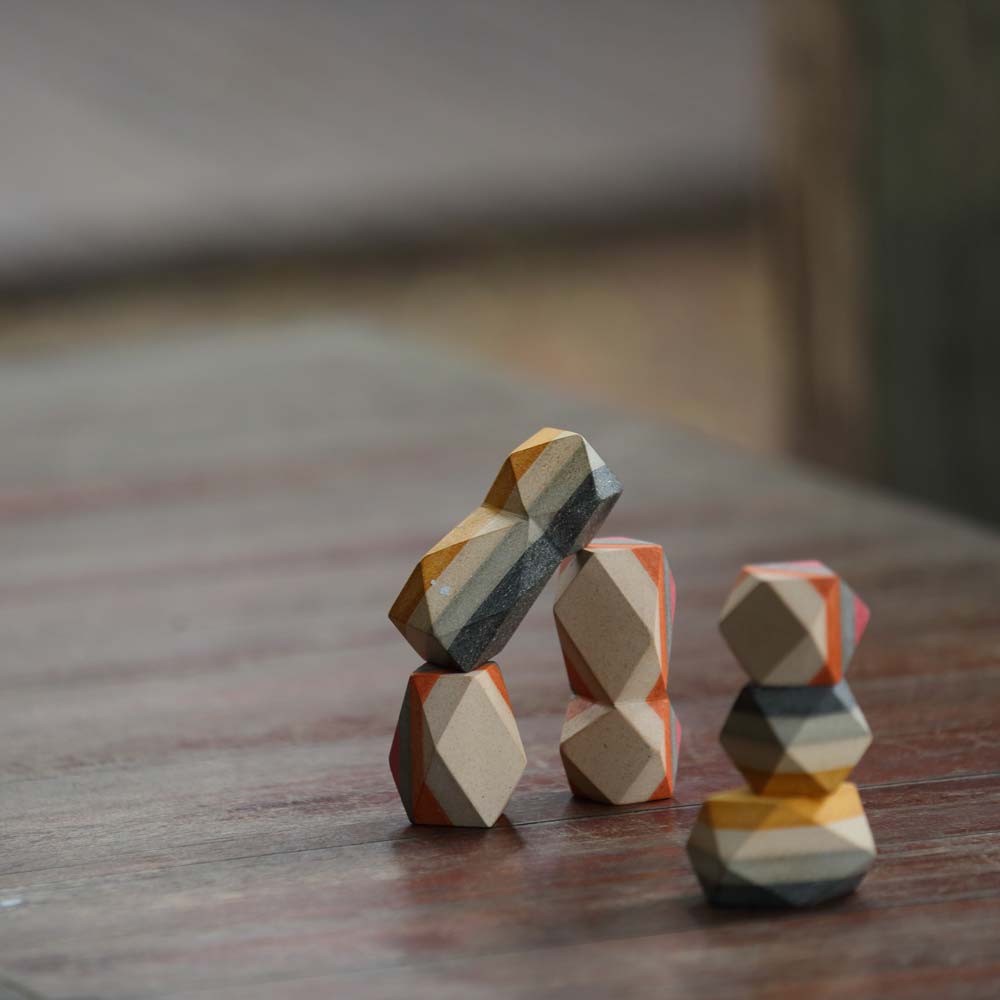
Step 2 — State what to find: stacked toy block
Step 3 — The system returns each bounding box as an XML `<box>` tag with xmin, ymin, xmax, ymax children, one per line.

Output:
<box><xmin>387</xmin><ymin>428</ymin><xmax>622</xmax><ymax>826</ymax></box>
<box><xmin>554</xmin><ymin>537</ymin><xmax>681</xmax><ymax>804</ymax></box>
<box><xmin>687</xmin><ymin>560</ymin><xmax>876</xmax><ymax>906</ymax></box>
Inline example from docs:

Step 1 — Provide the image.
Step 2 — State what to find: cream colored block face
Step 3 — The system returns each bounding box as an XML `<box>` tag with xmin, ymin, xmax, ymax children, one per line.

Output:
<box><xmin>720</xmin><ymin>578</ymin><xmax>825</xmax><ymax>685</ymax></box>
<box><xmin>427</xmin><ymin>674</ymin><xmax>526</xmax><ymax>827</ymax></box>
<box><xmin>559</xmin><ymin>701</ymin><xmax>674</xmax><ymax>805</ymax></box>
<box><xmin>554</xmin><ymin>548</ymin><xmax>663</xmax><ymax>703</ymax></box>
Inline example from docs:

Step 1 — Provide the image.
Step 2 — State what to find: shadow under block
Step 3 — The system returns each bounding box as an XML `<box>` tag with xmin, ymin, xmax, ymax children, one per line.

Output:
<box><xmin>389</xmin><ymin>428</ymin><xmax>622</xmax><ymax>672</ymax></box>
<box><xmin>555</xmin><ymin>537</ymin><xmax>681</xmax><ymax>804</ymax></box>
<box><xmin>686</xmin><ymin>784</ymin><xmax>876</xmax><ymax>908</ymax></box>
<box><xmin>720</xmin><ymin>681</ymin><xmax>872</xmax><ymax>796</ymax></box>
<box><xmin>389</xmin><ymin>663</ymin><xmax>526</xmax><ymax>827</ymax></box>
<box><xmin>719</xmin><ymin>560</ymin><xmax>870</xmax><ymax>686</ymax></box>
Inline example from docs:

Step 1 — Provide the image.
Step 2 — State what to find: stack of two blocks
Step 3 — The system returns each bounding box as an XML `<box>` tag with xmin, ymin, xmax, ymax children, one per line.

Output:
<box><xmin>387</xmin><ymin>429</ymin><xmax>624</xmax><ymax>827</ymax></box>
<box><xmin>555</xmin><ymin>537</ymin><xmax>682</xmax><ymax>806</ymax></box>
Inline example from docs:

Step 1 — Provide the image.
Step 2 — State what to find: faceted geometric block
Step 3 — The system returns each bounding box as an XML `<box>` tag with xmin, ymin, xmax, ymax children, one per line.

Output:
<box><xmin>686</xmin><ymin>783</ymin><xmax>876</xmax><ymax>907</ymax></box>
<box><xmin>554</xmin><ymin>537</ymin><xmax>676</xmax><ymax>702</ymax></box>
<box><xmin>554</xmin><ymin>537</ymin><xmax>681</xmax><ymax>804</ymax></box>
<box><xmin>560</xmin><ymin>696</ymin><xmax>681</xmax><ymax>804</ymax></box>
<box><xmin>720</xmin><ymin>681</ymin><xmax>872</xmax><ymax>796</ymax></box>
<box><xmin>389</xmin><ymin>663</ymin><xmax>526</xmax><ymax>827</ymax></box>
<box><xmin>718</xmin><ymin>560</ymin><xmax>871</xmax><ymax>686</ymax></box>
<box><xmin>389</xmin><ymin>428</ymin><xmax>622</xmax><ymax>672</ymax></box>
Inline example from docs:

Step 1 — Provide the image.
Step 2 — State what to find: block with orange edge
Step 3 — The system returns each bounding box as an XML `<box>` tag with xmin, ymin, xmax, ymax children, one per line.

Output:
<box><xmin>718</xmin><ymin>560</ymin><xmax>870</xmax><ymax>686</ymax></box>
<box><xmin>719</xmin><ymin>680</ymin><xmax>872</xmax><ymax>796</ymax></box>
<box><xmin>389</xmin><ymin>663</ymin><xmax>526</xmax><ymax>827</ymax></box>
<box><xmin>555</xmin><ymin>537</ymin><xmax>681</xmax><ymax>804</ymax></box>
<box><xmin>686</xmin><ymin>784</ymin><xmax>876</xmax><ymax>908</ymax></box>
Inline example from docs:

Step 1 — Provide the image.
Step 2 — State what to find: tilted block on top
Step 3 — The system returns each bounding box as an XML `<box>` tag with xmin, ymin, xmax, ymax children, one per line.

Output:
<box><xmin>389</xmin><ymin>663</ymin><xmax>526</xmax><ymax>827</ymax></box>
<box><xmin>389</xmin><ymin>428</ymin><xmax>622</xmax><ymax>672</ymax></box>
<box><xmin>554</xmin><ymin>537</ymin><xmax>681</xmax><ymax>804</ymax></box>
<box><xmin>720</xmin><ymin>681</ymin><xmax>872</xmax><ymax>796</ymax></box>
<box><xmin>719</xmin><ymin>560</ymin><xmax>870</xmax><ymax>686</ymax></box>
<box><xmin>686</xmin><ymin>783</ymin><xmax>876</xmax><ymax>908</ymax></box>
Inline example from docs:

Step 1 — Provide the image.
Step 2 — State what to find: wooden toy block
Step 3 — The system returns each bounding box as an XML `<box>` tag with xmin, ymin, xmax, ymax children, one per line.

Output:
<box><xmin>389</xmin><ymin>428</ymin><xmax>622</xmax><ymax>673</ymax></box>
<box><xmin>719</xmin><ymin>681</ymin><xmax>872</xmax><ymax>796</ymax></box>
<box><xmin>554</xmin><ymin>537</ymin><xmax>681</xmax><ymax>804</ymax></box>
<box><xmin>686</xmin><ymin>784</ymin><xmax>876</xmax><ymax>908</ymax></box>
<box><xmin>389</xmin><ymin>663</ymin><xmax>526</xmax><ymax>827</ymax></box>
<box><xmin>719</xmin><ymin>560</ymin><xmax>870</xmax><ymax>686</ymax></box>
<box><xmin>560</xmin><ymin>698</ymin><xmax>681</xmax><ymax>805</ymax></box>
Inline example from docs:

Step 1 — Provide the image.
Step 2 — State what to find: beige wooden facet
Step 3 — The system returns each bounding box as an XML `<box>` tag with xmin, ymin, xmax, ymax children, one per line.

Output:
<box><xmin>431</xmin><ymin>672</ymin><xmax>527</xmax><ymax>827</ymax></box>
<box><xmin>554</xmin><ymin>548</ymin><xmax>660</xmax><ymax>703</ymax></box>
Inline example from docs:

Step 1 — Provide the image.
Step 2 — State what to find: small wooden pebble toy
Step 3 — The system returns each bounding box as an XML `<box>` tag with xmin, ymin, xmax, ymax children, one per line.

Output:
<box><xmin>554</xmin><ymin>538</ymin><xmax>681</xmax><ymax>804</ymax></box>
<box><xmin>388</xmin><ymin>428</ymin><xmax>623</xmax><ymax>827</ymax></box>
<box><xmin>389</xmin><ymin>664</ymin><xmax>526</xmax><ymax>827</ymax></box>
<box><xmin>687</xmin><ymin>561</ymin><xmax>876</xmax><ymax>907</ymax></box>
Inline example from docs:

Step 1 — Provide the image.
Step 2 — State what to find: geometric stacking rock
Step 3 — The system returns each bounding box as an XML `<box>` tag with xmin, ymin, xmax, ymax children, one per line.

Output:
<box><xmin>389</xmin><ymin>663</ymin><xmax>527</xmax><ymax>827</ymax></box>
<box><xmin>719</xmin><ymin>681</ymin><xmax>873</xmax><ymax>796</ymax></box>
<box><xmin>686</xmin><ymin>783</ymin><xmax>877</xmax><ymax>908</ymax></box>
<box><xmin>689</xmin><ymin>560</ymin><xmax>876</xmax><ymax>907</ymax></box>
<box><xmin>718</xmin><ymin>560</ymin><xmax>871</xmax><ymax>686</ymax></box>
<box><xmin>389</xmin><ymin>428</ymin><xmax>623</xmax><ymax>672</ymax></box>
<box><xmin>560</xmin><ymin>699</ymin><xmax>681</xmax><ymax>805</ymax></box>
<box><xmin>555</xmin><ymin>537</ymin><xmax>681</xmax><ymax>804</ymax></box>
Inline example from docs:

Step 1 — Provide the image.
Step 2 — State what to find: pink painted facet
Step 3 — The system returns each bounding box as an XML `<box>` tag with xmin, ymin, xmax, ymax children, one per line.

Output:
<box><xmin>854</xmin><ymin>596</ymin><xmax>871</xmax><ymax>644</ymax></box>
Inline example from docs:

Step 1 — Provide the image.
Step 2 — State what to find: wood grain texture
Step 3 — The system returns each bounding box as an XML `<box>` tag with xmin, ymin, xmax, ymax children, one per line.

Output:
<box><xmin>1</xmin><ymin>326</ymin><xmax>998</xmax><ymax>998</ymax></box>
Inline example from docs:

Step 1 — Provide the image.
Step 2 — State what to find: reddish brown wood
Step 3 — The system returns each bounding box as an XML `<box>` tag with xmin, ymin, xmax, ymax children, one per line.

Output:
<box><xmin>0</xmin><ymin>329</ymin><xmax>998</xmax><ymax>997</ymax></box>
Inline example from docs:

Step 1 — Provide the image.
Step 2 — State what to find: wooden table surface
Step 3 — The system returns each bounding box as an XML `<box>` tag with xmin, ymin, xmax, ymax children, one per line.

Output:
<box><xmin>2</xmin><ymin>327</ymin><xmax>998</xmax><ymax>999</ymax></box>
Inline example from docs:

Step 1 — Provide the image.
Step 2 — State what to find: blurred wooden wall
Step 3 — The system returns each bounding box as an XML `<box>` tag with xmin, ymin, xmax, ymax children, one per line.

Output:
<box><xmin>772</xmin><ymin>0</ymin><xmax>1000</xmax><ymax>524</ymax></box>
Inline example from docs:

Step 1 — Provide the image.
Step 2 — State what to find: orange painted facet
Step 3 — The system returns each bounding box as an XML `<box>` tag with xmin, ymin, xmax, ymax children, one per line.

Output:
<box><xmin>509</xmin><ymin>441</ymin><xmax>549</xmax><ymax>480</ymax></box>
<box><xmin>389</xmin><ymin>565</ymin><xmax>428</xmax><ymax>627</ymax></box>
<box><xmin>703</xmin><ymin>783</ymin><xmax>864</xmax><ymax>830</ymax></box>
<box><xmin>411</xmin><ymin>784</ymin><xmax>452</xmax><ymax>825</ymax></box>
<box><xmin>483</xmin><ymin>662</ymin><xmax>514</xmax><ymax>712</ymax></box>
<box><xmin>483</xmin><ymin>460</ymin><xmax>518</xmax><ymax>511</ymax></box>
<box><xmin>555</xmin><ymin>618</ymin><xmax>599</xmax><ymax>701</ymax></box>
<box><xmin>410</xmin><ymin>670</ymin><xmax>444</xmax><ymax>704</ymax></box>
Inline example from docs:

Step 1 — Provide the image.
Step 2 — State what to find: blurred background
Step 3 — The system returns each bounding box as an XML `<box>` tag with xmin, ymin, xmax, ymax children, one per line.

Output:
<box><xmin>1</xmin><ymin>0</ymin><xmax>997</xmax><ymax>525</ymax></box>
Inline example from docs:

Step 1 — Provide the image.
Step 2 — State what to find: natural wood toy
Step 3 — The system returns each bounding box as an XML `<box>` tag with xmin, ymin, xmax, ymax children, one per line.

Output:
<box><xmin>389</xmin><ymin>663</ymin><xmax>526</xmax><ymax>827</ymax></box>
<box><xmin>389</xmin><ymin>428</ymin><xmax>623</xmax><ymax>673</ymax></box>
<box><xmin>719</xmin><ymin>681</ymin><xmax>872</xmax><ymax>796</ymax></box>
<box><xmin>687</xmin><ymin>784</ymin><xmax>876</xmax><ymax>908</ymax></box>
<box><xmin>719</xmin><ymin>559</ymin><xmax>870</xmax><ymax>686</ymax></box>
<box><xmin>688</xmin><ymin>560</ymin><xmax>876</xmax><ymax>907</ymax></box>
<box><xmin>555</xmin><ymin>537</ymin><xmax>681</xmax><ymax>804</ymax></box>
